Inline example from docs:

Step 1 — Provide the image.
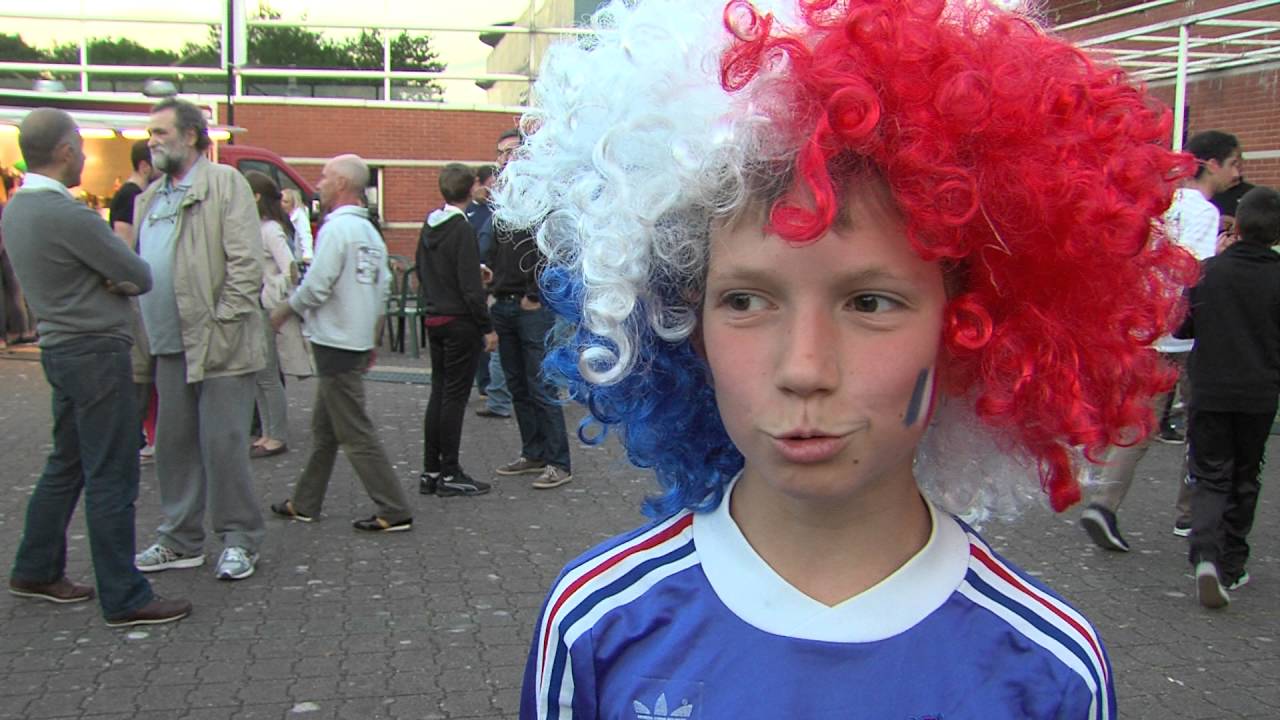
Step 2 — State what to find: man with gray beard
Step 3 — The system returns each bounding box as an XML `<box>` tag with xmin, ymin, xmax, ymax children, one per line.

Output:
<box><xmin>132</xmin><ymin>98</ymin><xmax>267</xmax><ymax>581</ymax></box>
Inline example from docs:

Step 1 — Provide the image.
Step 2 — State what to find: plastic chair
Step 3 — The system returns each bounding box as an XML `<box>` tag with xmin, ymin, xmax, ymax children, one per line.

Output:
<box><xmin>379</xmin><ymin>255</ymin><xmax>409</xmax><ymax>351</ymax></box>
<box><xmin>396</xmin><ymin>263</ymin><xmax>427</xmax><ymax>358</ymax></box>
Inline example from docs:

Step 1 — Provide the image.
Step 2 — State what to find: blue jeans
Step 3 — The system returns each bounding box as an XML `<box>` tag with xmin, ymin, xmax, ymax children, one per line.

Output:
<box><xmin>11</xmin><ymin>336</ymin><xmax>153</xmax><ymax>618</ymax></box>
<box><xmin>491</xmin><ymin>300</ymin><xmax>571</xmax><ymax>471</ymax></box>
<box><xmin>484</xmin><ymin>349</ymin><xmax>512</xmax><ymax>415</ymax></box>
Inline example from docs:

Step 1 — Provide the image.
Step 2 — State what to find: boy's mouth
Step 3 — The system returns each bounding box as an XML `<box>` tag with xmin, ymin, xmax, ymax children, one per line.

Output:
<box><xmin>770</xmin><ymin>433</ymin><xmax>850</xmax><ymax>464</ymax></box>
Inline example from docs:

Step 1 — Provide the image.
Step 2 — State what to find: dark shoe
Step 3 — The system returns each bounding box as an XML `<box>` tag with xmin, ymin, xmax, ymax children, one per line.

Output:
<box><xmin>1195</xmin><ymin>561</ymin><xmax>1230</xmax><ymax>609</ymax></box>
<box><xmin>1227</xmin><ymin>571</ymin><xmax>1251</xmax><ymax>591</ymax></box>
<box><xmin>1080</xmin><ymin>504</ymin><xmax>1130</xmax><ymax>552</ymax></box>
<box><xmin>496</xmin><ymin>456</ymin><xmax>546</xmax><ymax>476</ymax></box>
<box><xmin>419</xmin><ymin>471</ymin><xmax>439</xmax><ymax>495</ymax></box>
<box><xmin>353</xmin><ymin>516</ymin><xmax>413</xmax><ymax>533</ymax></box>
<box><xmin>1154</xmin><ymin>428</ymin><xmax>1185</xmax><ymax>445</ymax></box>
<box><xmin>105</xmin><ymin>596</ymin><xmax>192</xmax><ymax>627</ymax></box>
<box><xmin>475</xmin><ymin>407</ymin><xmax>511</xmax><ymax>419</ymax></box>
<box><xmin>1172</xmin><ymin>519</ymin><xmax>1192</xmax><ymax>538</ymax></box>
<box><xmin>437</xmin><ymin>471</ymin><xmax>492</xmax><ymax>497</ymax></box>
<box><xmin>8</xmin><ymin>577</ymin><xmax>95</xmax><ymax>604</ymax></box>
<box><xmin>270</xmin><ymin>499</ymin><xmax>314</xmax><ymax>523</ymax></box>
<box><xmin>250</xmin><ymin>443</ymin><xmax>288</xmax><ymax>459</ymax></box>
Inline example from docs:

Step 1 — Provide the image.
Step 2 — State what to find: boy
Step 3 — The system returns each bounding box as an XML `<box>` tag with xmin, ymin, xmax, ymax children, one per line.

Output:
<box><xmin>416</xmin><ymin>163</ymin><xmax>498</xmax><ymax>497</ymax></box>
<box><xmin>496</xmin><ymin>0</ymin><xmax>1197</xmax><ymax>717</ymax></box>
<box><xmin>1180</xmin><ymin>186</ymin><xmax>1280</xmax><ymax>608</ymax></box>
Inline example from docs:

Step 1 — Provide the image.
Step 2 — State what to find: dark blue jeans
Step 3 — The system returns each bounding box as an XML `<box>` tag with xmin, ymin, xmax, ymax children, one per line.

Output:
<box><xmin>491</xmin><ymin>300</ymin><xmax>571</xmax><ymax>471</ymax></box>
<box><xmin>11</xmin><ymin>336</ymin><xmax>153</xmax><ymax>619</ymax></box>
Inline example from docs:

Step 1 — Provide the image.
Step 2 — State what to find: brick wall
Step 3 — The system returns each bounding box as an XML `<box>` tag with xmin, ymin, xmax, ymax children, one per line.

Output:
<box><xmin>1147</xmin><ymin>69</ymin><xmax>1280</xmax><ymax>188</ymax></box>
<box><xmin>217</xmin><ymin>103</ymin><xmax>519</xmax><ymax>257</ymax></box>
<box><xmin>1042</xmin><ymin>0</ymin><xmax>1280</xmax><ymax>188</ymax></box>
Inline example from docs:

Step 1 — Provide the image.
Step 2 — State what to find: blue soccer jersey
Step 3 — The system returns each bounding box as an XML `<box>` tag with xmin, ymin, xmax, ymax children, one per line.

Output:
<box><xmin>521</xmin><ymin>487</ymin><xmax>1115</xmax><ymax>720</ymax></box>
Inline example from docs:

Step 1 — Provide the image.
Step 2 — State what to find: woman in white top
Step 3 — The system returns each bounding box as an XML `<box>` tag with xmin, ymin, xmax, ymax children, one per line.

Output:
<box><xmin>281</xmin><ymin>187</ymin><xmax>314</xmax><ymax>263</ymax></box>
<box><xmin>246</xmin><ymin>172</ymin><xmax>309</xmax><ymax>457</ymax></box>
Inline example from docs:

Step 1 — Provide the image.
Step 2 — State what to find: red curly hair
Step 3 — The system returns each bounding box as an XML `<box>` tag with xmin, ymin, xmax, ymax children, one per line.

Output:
<box><xmin>720</xmin><ymin>0</ymin><xmax>1200</xmax><ymax>511</ymax></box>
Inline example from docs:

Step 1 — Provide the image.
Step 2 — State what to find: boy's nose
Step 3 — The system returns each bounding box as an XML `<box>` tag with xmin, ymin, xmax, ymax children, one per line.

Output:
<box><xmin>775</xmin><ymin>308</ymin><xmax>840</xmax><ymax>396</ymax></box>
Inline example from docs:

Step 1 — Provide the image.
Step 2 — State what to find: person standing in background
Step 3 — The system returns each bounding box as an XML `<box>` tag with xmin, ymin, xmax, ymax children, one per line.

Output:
<box><xmin>132</xmin><ymin>98</ymin><xmax>267</xmax><ymax>582</ymax></box>
<box><xmin>282</xmin><ymin>188</ymin><xmax>313</xmax><ymax>263</ymax></box>
<box><xmin>4</xmin><ymin>107</ymin><xmax>190</xmax><ymax>627</ymax></box>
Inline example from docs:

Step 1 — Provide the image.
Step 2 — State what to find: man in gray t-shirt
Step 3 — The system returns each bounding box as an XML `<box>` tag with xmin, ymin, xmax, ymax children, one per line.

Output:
<box><xmin>131</xmin><ymin>98</ymin><xmax>266</xmax><ymax>583</ymax></box>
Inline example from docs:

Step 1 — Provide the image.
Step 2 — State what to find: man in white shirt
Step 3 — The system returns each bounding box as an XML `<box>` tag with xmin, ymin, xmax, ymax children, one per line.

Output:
<box><xmin>1081</xmin><ymin>130</ymin><xmax>1241</xmax><ymax>552</ymax></box>
<box><xmin>268</xmin><ymin>154</ymin><xmax>412</xmax><ymax>533</ymax></box>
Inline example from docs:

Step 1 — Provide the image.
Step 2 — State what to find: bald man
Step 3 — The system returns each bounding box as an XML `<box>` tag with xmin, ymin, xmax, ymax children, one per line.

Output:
<box><xmin>268</xmin><ymin>154</ymin><xmax>412</xmax><ymax>532</ymax></box>
<box><xmin>132</xmin><ymin>98</ymin><xmax>267</xmax><ymax>582</ymax></box>
<box><xmin>3</xmin><ymin>108</ymin><xmax>190</xmax><ymax>626</ymax></box>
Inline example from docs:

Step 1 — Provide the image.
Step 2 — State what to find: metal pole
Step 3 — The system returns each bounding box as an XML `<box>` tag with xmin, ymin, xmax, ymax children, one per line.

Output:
<box><xmin>78</xmin><ymin>0</ymin><xmax>88</xmax><ymax>92</ymax></box>
<box><xmin>383</xmin><ymin>33</ymin><xmax>392</xmax><ymax>101</ymax></box>
<box><xmin>226</xmin><ymin>0</ymin><xmax>235</xmax><ymax>129</ymax></box>
<box><xmin>1172</xmin><ymin>23</ymin><xmax>1189</xmax><ymax>152</ymax></box>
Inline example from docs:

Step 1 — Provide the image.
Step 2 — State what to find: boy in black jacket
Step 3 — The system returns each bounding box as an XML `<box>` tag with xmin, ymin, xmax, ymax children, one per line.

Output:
<box><xmin>1181</xmin><ymin>185</ymin><xmax>1280</xmax><ymax>608</ymax></box>
<box><xmin>417</xmin><ymin>163</ymin><xmax>498</xmax><ymax>497</ymax></box>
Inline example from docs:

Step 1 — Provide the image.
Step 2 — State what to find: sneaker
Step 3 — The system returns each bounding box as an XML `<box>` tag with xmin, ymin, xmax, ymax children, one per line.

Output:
<box><xmin>419</xmin><ymin>471</ymin><xmax>440</xmax><ymax>495</ymax></box>
<box><xmin>105</xmin><ymin>596</ymin><xmax>192</xmax><ymax>628</ymax></box>
<box><xmin>1080</xmin><ymin>504</ymin><xmax>1130</xmax><ymax>552</ymax></box>
<box><xmin>1195</xmin><ymin>561</ymin><xmax>1230</xmax><ymax>609</ymax></box>
<box><xmin>437</xmin><ymin>471</ymin><xmax>491</xmax><ymax>497</ymax></box>
<box><xmin>8</xmin><ymin>576</ymin><xmax>95</xmax><ymax>604</ymax></box>
<box><xmin>215</xmin><ymin>547</ymin><xmax>258</xmax><ymax>581</ymax></box>
<box><xmin>139</xmin><ymin>444</ymin><xmax>156</xmax><ymax>465</ymax></box>
<box><xmin>1172</xmin><ymin>520</ymin><xmax>1192</xmax><ymax>538</ymax></box>
<box><xmin>352</xmin><ymin>516</ymin><xmax>413</xmax><ymax>532</ymax></box>
<box><xmin>269</xmin><ymin>499</ymin><xmax>314</xmax><ymax>523</ymax></box>
<box><xmin>1227</xmin><ymin>572</ymin><xmax>1251</xmax><ymax>591</ymax></box>
<box><xmin>475</xmin><ymin>407</ymin><xmax>511</xmax><ymax>419</ymax></box>
<box><xmin>496</xmin><ymin>457</ymin><xmax>547</xmax><ymax>476</ymax></box>
<box><xmin>135</xmin><ymin>544</ymin><xmax>205</xmax><ymax>573</ymax></box>
<box><xmin>1154</xmin><ymin>428</ymin><xmax>1185</xmax><ymax>445</ymax></box>
<box><xmin>532</xmin><ymin>466</ymin><xmax>573</xmax><ymax>490</ymax></box>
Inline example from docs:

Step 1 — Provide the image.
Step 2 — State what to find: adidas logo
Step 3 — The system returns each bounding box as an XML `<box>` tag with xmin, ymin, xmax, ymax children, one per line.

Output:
<box><xmin>633</xmin><ymin>693</ymin><xmax>693</xmax><ymax>719</ymax></box>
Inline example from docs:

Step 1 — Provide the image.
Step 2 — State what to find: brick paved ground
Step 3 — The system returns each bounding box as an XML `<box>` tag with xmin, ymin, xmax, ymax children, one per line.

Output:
<box><xmin>1</xmin><ymin>347</ymin><xmax>1277</xmax><ymax>719</ymax></box>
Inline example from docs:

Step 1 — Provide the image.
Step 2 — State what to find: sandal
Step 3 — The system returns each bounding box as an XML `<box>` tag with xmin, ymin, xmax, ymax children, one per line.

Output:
<box><xmin>269</xmin><ymin>499</ymin><xmax>314</xmax><ymax>523</ymax></box>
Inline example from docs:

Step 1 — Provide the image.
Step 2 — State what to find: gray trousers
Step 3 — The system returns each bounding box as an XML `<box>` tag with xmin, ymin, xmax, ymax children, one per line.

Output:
<box><xmin>254</xmin><ymin>309</ymin><xmax>289</xmax><ymax>442</ymax></box>
<box><xmin>290</xmin><ymin>368</ymin><xmax>411</xmax><ymax>523</ymax></box>
<box><xmin>1093</xmin><ymin>437</ymin><xmax>1194</xmax><ymax>522</ymax></box>
<box><xmin>153</xmin><ymin>354</ymin><xmax>264</xmax><ymax>554</ymax></box>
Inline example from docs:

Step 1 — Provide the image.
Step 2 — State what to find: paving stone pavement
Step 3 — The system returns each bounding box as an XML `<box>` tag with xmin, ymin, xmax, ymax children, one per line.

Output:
<box><xmin>1</xmin><ymin>350</ymin><xmax>1277</xmax><ymax>719</ymax></box>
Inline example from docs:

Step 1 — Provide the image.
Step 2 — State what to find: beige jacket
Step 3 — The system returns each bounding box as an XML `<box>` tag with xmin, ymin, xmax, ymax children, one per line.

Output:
<box><xmin>134</xmin><ymin>159</ymin><xmax>265</xmax><ymax>383</ymax></box>
<box><xmin>258</xmin><ymin>219</ymin><xmax>314</xmax><ymax>378</ymax></box>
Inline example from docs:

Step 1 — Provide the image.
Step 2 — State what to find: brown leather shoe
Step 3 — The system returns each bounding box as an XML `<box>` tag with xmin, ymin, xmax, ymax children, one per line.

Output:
<box><xmin>8</xmin><ymin>576</ymin><xmax>95</xmax><ymax>604</ymax></box>
<box><xmin>105</xmin><ymin>596</ymin><xmax>192</xmax><ymax>627</ymax></box>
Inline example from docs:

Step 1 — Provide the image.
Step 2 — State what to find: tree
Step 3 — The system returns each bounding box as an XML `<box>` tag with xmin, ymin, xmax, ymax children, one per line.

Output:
<box><xmin>0</xmin><ymin>5</ymin><xmax>449</xmax><ymax>101</ymax></box>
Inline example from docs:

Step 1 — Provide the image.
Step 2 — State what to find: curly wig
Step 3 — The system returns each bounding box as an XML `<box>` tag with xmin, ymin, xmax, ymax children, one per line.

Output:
<box><xmin>495</xmin><ymin>0</ymin><xmax>1198</xmax><ymax>519</ymax></box>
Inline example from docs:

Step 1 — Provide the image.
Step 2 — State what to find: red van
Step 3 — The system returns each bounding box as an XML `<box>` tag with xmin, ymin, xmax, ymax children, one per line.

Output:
<box><xmin>217</xmin><ymin>144</ymin><xmax>317</xmax><ymax>215</ymax></box>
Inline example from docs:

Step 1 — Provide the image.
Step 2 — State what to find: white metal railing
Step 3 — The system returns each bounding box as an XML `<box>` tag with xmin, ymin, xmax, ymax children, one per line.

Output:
<box><xmin>1067</xmin><ymin>0</ymin><xmax>1280</xmax><ymax>82</ymax></box>
<box><xmin>0</xmin><ymin>8</ymin><xmax>589</xmax><ymax>109</ymax></box>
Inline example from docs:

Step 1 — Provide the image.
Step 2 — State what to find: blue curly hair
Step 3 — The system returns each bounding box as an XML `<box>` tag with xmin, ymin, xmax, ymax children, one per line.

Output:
<box><xmin>541</xmin><ymin>266</ymin><xmax>743</xmax><ymax>517</ymax></box>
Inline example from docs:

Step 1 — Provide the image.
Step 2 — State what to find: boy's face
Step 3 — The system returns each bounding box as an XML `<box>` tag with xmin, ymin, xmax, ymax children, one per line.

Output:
<box><xmin>1207</xmin><ymin>149</ymin><xmax>1243</xmax><ymax>195</ymax></box>
<box><xmin>701</xmin><ymin>187</ymin><xmax>946</xmax><ymax>507</ymax></box>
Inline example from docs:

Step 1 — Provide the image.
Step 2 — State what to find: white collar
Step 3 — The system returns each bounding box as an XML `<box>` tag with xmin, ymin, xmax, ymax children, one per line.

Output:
<box><xmin>692</xmin><ymin>475</ymin><xmax>970</xmax><ymax>642</ymax></box>
<box><xmin>17</xmin><ymin>172</ymin><xmax>74</xmax><ymax>200</ymax></box>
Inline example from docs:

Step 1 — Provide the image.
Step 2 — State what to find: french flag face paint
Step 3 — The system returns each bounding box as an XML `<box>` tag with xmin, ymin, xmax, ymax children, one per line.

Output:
<box><xmin>904</xmin><ymin>366</ymin><xmax>935</xmax><ymax>428</ymax></box>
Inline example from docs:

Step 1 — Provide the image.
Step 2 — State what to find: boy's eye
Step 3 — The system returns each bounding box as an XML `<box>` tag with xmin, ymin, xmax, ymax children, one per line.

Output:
<box><xmin>849</xmin><ymin>294</ymin><xmax>901</xmax><ymax>313</ymax></box>
<box><xmin>724</xmin><ymin>292</ymin><xmax>767</xmax><ymax>312</ymax></box>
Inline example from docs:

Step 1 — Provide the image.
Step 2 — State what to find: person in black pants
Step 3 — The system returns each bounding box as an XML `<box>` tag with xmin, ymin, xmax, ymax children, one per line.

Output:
<box><xmin>417</xmin><ymin>163</ymin><xmax>498</xmax><ymax>497</ymax></box>
<box><xmin>1180</xmin><ymin>185</ymin><xmax>1280</xmax><ymax>609</ymax></box>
